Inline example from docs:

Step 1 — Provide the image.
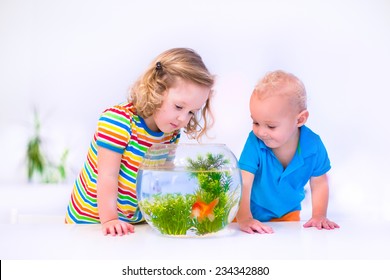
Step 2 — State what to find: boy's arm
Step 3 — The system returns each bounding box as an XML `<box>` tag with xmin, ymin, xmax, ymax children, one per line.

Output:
<box><xmin>304</xmin><ymin>174</ymin><xmax>339</xmax><ymax>229</ymax></box>
<box><xmin>236</xmin><ymin>170</ymin><xmax>254</xmax><ymax>221</ymax></box>
<box><xmin>97</xmin><ymin>146</ymin><xmax>135</xmax><ymax>236</ymax></box>
<box><xmin>236</xmin><ymin>170</ymin><xmax>273</xmax><ymax>234</ymax></box>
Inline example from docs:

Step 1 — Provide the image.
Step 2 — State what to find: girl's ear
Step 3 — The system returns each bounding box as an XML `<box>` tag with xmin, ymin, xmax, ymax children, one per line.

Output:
<box><xmin>297</xmin><ymin>110</ymin><xmax>309</xmax><ymax>127</ymax></box>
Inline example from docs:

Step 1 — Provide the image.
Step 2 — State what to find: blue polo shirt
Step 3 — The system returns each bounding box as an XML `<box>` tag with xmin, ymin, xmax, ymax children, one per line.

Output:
<box><xmin>239</xmin><ymin>125</ymin><xmax>331</xmax><ymax>221</ymax></box>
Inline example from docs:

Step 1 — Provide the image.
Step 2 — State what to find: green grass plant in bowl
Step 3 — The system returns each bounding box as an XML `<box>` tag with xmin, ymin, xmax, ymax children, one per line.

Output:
<box><xmin>137</xmin><ymin>144</ymin><xmax>242</xmax><ymax>236</ymax></box>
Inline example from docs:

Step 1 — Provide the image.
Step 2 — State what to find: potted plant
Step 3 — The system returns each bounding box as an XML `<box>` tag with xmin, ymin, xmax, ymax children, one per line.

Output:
<box><xmin>26</xmin><ymin>109</ymin><xmax>69</xmax><ymax>184</ymax></box>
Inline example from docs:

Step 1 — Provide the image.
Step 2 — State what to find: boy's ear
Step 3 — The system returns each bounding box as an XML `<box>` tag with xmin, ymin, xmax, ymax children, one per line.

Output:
<box><xmin>297</xmin><ymin>110</ymin><xmax>309</xmax><ymax>127</ymax></box>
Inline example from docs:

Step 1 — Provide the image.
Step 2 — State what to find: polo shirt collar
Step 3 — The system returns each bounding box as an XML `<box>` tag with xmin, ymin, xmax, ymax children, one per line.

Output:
<box><xmin>284</xmin><ymin>125</ymin><xmax>317</xmax><ymax>176</ymax></box>
<box><xmin>256</xmin><ymin>125</ymin><xmax>316</xmax><ymax>176</ymax></box>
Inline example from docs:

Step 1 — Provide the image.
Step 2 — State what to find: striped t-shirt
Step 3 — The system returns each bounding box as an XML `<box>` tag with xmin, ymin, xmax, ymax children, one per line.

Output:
<box><xmin>65</xmin><ymin>102</ymin><xmax>180</xmax><ymax>224</ymax></box>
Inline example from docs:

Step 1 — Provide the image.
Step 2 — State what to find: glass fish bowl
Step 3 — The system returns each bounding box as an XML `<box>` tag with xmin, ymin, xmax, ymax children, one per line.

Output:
<box><xmin>136</xmin><ymin>143</ymin><xmax>242</xmax><ymax>237</ymax></box>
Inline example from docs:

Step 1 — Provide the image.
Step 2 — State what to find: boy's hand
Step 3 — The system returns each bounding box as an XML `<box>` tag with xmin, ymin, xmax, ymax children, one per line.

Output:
<box><xmin>238</xmin><ymin>218</ymin><xmax>274</xmax><ymax>234</ymax></box>
<box><xmin>101</xmin><ymin>219</ymin><xmax>135</xmax><ymax>236</ymax></box>
<box><xmin>303</xmin><ymin>217</ymin><xmax>340</xmax><ymax>230</ymax></box>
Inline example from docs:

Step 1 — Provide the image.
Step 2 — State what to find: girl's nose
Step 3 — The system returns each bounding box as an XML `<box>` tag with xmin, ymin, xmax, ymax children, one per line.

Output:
<box><xmin>177</xmin><ymin>112</ymin><xmax>189</xmax><ymax>122</ymax></box>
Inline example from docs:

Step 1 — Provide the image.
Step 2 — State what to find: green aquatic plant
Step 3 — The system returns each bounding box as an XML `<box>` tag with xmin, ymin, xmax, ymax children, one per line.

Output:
<box><xmin>186</xmin><ymin>153</ymin><xmax>228</xmax><ymax>171</ymax></box>
<box><xmin>187</xmin><ymin>153</ymin><xmax>231</xmax><ymax>195</ymax></box>
<box><xmin>187</xmin><ymin>153</ymin><xmax>238</xmax><ymax>235</ymax></box>
<box><xmin>139</xmin><ymin>193</ymin><xmax>196</xmax><ymax>235</ymax></box>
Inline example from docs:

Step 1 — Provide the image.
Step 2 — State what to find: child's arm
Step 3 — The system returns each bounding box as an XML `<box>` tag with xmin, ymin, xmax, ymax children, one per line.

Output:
<box><xmin>96</xmin><ymin>146</ymin><xmax>135</xmax><ymax>236</ymax></box>
<box><xmin>236</xmin><ymin>170</ymin><xmax>273</xmax><ymax>234</ymax></box>
<box><xmin>303</xmin><ymin>174</ymin><xmax>339</xmax><ymax>230</ymax></box>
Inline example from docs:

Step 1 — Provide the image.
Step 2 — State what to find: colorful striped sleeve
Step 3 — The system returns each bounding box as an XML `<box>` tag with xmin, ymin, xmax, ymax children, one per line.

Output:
<box><xmin>96</xmin><ymin>106</ymin><xmax>131</xmax><ymax>153</ymax></box>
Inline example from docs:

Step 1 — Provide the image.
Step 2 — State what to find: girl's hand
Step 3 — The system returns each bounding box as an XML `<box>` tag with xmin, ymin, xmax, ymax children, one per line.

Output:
<box><xmin>303</xmin><ymin>216</ymin><xmax>340</xmax><ymax>230</ymax></box>
<box><xmin>238</xmin><ymin>218</ymin><xmax>274</xmax><ymax>234</ymax></box>
<box><xmin>101</xmin><ymin>219</ymin><xmax>135</xmax><ymax>236</ymax></box>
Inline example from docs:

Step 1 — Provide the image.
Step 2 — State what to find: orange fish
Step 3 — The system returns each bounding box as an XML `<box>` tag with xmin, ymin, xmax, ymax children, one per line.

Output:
<box><xmin>190</xmin><ymin>197</ymin><xmax>219</xmax><ymax>222</ymax></box>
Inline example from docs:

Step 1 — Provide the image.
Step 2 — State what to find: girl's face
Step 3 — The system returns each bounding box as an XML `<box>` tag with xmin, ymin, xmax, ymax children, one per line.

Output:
<box><xmin>147</xmin><ymin>79</ymin><xmax>210</xmax><ymax>133</ymax></box>
<box><xmin>250</xmin><ymin>93</ymin><xmax>306</xmax><ymax>151</ymax></box>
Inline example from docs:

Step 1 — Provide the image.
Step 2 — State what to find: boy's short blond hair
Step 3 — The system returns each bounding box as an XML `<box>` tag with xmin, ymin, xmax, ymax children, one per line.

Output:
<box><xmin>129</xmin><ymin>48</ymin><xmax>215</xmax><ymax>141</ymax></box>
<box><xmin>253</xmin><ymin>70</ymin><xmax>307</xmax><ymax>112</ymax></box>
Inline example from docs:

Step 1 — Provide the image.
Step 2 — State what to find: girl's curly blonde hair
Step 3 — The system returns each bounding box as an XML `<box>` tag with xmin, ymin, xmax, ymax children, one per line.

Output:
<box><xmin>129</xmin><ymin>48</ymin><xmax>215</xmax><ymax>141</ymax></box>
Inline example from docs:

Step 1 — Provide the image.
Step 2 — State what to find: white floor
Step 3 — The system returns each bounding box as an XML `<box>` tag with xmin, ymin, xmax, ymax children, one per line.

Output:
<box><xmin>1</xmin><ymin>184</ymin><xmax>389</xmax><ymax>261</ymax></box>
<box><xmin>1</xmin><ymin>220</ymin><xmax>390</xmax><ymax>260</ymax></box>
<box><xmin>1</xmin><ymin>183</ymin><xmax>390</xmax><ymax>280</ymax></box>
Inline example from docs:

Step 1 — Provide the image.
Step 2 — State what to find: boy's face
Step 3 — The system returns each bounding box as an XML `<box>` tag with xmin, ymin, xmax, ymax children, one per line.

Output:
<box><xmin>150</xmin><ymin>79</ymin><xmax>210</xmax><ymax>133</ymax></box>
<box><xmin>250</xmin><ymin>92</ymin><xmax>305</xmax><ymax>150</ymax></box>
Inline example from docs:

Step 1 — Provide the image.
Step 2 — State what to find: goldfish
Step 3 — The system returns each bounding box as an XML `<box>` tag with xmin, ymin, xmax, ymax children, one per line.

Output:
<box><xmin>190</xmin><ymin>197</ymin><xmax>219</xmax><ymax>222</ymax></box>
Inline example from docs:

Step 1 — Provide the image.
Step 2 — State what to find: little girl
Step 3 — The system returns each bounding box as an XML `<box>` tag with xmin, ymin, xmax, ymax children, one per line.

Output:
<box><xmin>65</xmin><ymin>48</ymin><xmax>215</xmax><ymax>236</ymax></box>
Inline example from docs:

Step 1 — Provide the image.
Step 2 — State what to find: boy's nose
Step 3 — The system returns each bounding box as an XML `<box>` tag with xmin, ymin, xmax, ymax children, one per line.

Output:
<box><xmin>256</xmin><ymin>127</ymin><xmax>268</xmax><ymax>138</ymax></box>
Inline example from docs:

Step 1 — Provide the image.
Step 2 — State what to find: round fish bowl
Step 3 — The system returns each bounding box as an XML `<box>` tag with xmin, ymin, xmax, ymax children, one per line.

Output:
<box><xmin>136</xmin><ymin>143</ymin><xmax>242</xmax><ymax>237</ymax></box>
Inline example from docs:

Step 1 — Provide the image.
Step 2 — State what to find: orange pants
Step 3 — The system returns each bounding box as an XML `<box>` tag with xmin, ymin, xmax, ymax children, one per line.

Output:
<box><xmin>233</xmin><ymin>210</ymin><xmax>300</xmax><ymax>222</ymax></box>
<box><xmin>270</xmin><ymin>210</ymin><xmax>300</xmax><ymax>222</ymax></box>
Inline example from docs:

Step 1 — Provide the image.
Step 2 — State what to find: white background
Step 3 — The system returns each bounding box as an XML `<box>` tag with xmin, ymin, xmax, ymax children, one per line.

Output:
<box><xmin>1</xmin><ymin>0</ymin><xmax>389</xmax><ymax>221</ymax></box>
